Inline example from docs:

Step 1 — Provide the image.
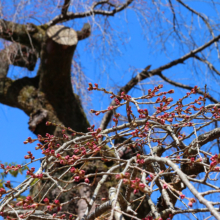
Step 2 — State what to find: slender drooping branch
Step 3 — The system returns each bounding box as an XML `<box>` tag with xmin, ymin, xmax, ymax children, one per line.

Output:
<box><xmin>194</xmin><ymin>55</ymin><xmax>220</xmax><ymax>76</ymax></box>
<box><xmin>46</xmin><ymin>0</ymin><xmax>134</xmax><ymax>26</ymax></box>
<box><xmin>157</xmin><ymin>72</ymin><xmax>218</xmax><ymax>103</ymax></box>
<box><xmin>149</xmin><ymin>34</ymin><xmax>220</xmax><ymax>74</ymax></box>
<box><xmin>176</xmin><ymin>0</ymin><xmax>220</xmax><ymax>58</ymax></box>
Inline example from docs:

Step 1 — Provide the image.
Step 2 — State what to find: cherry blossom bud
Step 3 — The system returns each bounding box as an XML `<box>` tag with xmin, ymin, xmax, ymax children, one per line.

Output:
<box><xmin>188</xmin><ymin>202</ymin><xmax>193</xmax><ymax>207</ymax></box>
<box><xmin>85</xmin><ymin>178</ymin><xmax>90</xmax><ymax>183</ymax></box>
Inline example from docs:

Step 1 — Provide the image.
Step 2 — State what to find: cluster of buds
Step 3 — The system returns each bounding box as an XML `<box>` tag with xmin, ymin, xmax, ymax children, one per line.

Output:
<box><xmin>130</xmin><ymin>177</ymin><xmax>147</xmax><ymax>194</ymax></box>
<box><xmin>211</xmin><ymin>106</ymin><xmax>220</xmax><ymax>119</ymax></box>
<box><xmin>136</xmin><ymin>154</ymin><xmax>144</xmax><ymax>164</ymax></box>
<box><xmin>56</xmin><ymin>154</ymin><xmax>80</xmax><ymax>165</ymax></box>
<box><xmin>23</xmin><ymin>136</ymin><xmax>36</xmax><ymax>144</ymax></box>
<box><xmin>155</xmin><ymin>104</ymin><xmax>170</xmax><ymax>115</ymax></box>
<box><xmin>183</xmin><ymin>106</ymin><xmax>192</xmax><ymax>115</ymax></box>
<box><xmin>147</xmin><ymin>84</ymin><xmax>164</xmax><ymax>98</ymax></box>
<box><xmin>179</xmin><ymin>192</ymin><xmax>185</xmax><ymax>200</ymax></box>
<box><xmin>26</xmin><ymin>167</ymin><xmax>43</xmax><ymax>179</ymax></box>
<box><xmin>188</xmin><ymin>198</ymin><xmax>196</xmax><ymax>207</ymax></box>
<box><xmin>42</xmin><ymin>148</ymin><xmax>55</xmax><ymax>157</ymax></box>
<box><xmin>4</xmin><ymin>180</ymin><xmax>11</xmax><ymax>189</ymax></box>
<box><xmin>87</xmin><ymin>82</ymin><xmax>98</xmax><ymax>91</ymax></box>
<box><xmin>85</xmin><ymin>141</ymin><xmax>100</xmax><ymax>153</ymax></box>
<box><xmin>91</xmin><ymin>128</ymin><xmax>102</xmax><ymax>140</ymax></box>
<box><xmin>16</xmin><ymin>196</ymin><xmax>37</xmax><ymax>210</ymax></box>
<box><xmin>115</xmin><ymin>172</ymin><xmax>130</xmax><ymax>180</ymax></box>
<box><xmin>113</xmin><ymin>113</ymin><xmax>120</xmax><ymax>124</ymax></box>
<box><xmin>138</xmin><ymin>108</ymin><xmax>148</xmax><ymax>118</ymax></box>
<box><xmin>157</xmin><ymin>112</ymin><xmax>174</xmax><ymax>123</ymax></box>
<box><xmin>24</xmin><ymin>151</ymin><xmax>35</xmax><ymax>161</ymax></box>
<box><xmin>178</xmin><ymin>133</ymin><xmax>186</xmax><ymax>140</ymax></box>
<box><xmin>43</xmin><ymin>198</ymin><xmax>62</xmax><ymax>212</ymax></box>
<box><xmin>189</xmin><ymin>157</ymin><xmax>203</xmax><ymax>164</ymax></box>
<box><xmin>131</xmin><ymin>129</ymin><xmax>140</xmax><ymax>137</ymax></box>
<box><xmin>116</xmin><ymin>173</ymin><xmax>147</xmax><ymax>194</ymax></box>
<box><xmin>70</xmin><ymin>167</ymin><xmax>88</xmax><ymax>183</ymax></box>
<box><xmin>114</xmin><ymin>98</ymin><xmax>120</xmax><ymax>105</ymax></box>
<box><xmin>146</xmin><ymin>173</ymin><xmax>154</xmax><ymax>182</ymax></box>
<box><xmin>26</xmin><ymin>167</ymin><xmax>35</xmax><ymax>176</ymax></box>
<box><xmin>87</xmin><ymin>124</ymin><xmax>95</xmax><ymax>132</ymax></box>
<box><xmin>190</xmin><ymin>86</ymin><xmax>199</xmax><ymax>94</ymax></box>
<box><xmin>120</xmin><ymin>92</ymin><xmax>131</xmax><ymax>101</ymax></box>
<box><xmin>0</xmin><ymin>163</ymin><xmax>21</xmax><ymax>174</ymax></box>
<box><xmin>210</xmin><ymin>154</ymin><xmax>220</xmax><ymax>169</ymax></box>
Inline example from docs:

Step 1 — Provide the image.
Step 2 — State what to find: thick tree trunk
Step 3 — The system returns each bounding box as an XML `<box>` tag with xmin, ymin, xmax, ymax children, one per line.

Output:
<box><xmin>0</xmin><ymin>20</ymin><xmax>90</xmax><ymax>137</ymax></box>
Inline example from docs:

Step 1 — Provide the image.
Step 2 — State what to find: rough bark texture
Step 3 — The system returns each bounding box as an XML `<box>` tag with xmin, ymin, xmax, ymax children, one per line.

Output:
<box><xmin>0</xmin><ymin>20</ymin><xmax>90</xmax><ymax>138</ymax></box>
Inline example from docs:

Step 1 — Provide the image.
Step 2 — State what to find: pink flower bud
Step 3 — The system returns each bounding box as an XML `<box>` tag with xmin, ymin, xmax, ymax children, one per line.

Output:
<box><xmin>188</xmin><ymin>202</ymin><xmax>193</xmax><ymax>207</ymax></box>
<box><xmin>85</xmin><ymin>178</ymin><xmax>90</xmax><ymax>183</ymax></box>
<box><xmin>74</xmin><ymin>176</ymin><xmax>80</xmax><ymax>182</ymax></box>
<box><xmin>180</xmin><ymin>194</ymin><xmax>185</xmax><ymax>199</ymax></box>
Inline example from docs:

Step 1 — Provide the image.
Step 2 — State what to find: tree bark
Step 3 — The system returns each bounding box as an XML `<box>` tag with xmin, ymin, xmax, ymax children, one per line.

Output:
<box><xmin>0</xmin><ymin>19</ymin><xmax>90</xmax><ymax>137</ymax></box>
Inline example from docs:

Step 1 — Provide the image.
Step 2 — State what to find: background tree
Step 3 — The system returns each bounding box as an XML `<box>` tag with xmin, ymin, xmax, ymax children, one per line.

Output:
<box><xmin>1</xmin><ymin>0</ymin><xmax>220</xmax><ymax>220</ymax></box>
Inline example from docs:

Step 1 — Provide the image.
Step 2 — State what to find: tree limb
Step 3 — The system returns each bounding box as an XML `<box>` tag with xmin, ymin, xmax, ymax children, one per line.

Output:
<box><xmin>0</xmin><ymin>43</ymin><xmax>37</xmax><ymax>78</ymax></box>
<box><xmin>193</xmin><ymin>55</ymin><xmax>220</xmax><ymax>77</ymax></box>
<box><xmin>46</xmin><ymin>0</ymin><xmax>134</xmax><ymax>26</ymax></box>
<box><xmin>157</xmin><ymin>72</ymin><xmax>218</xmax><ymax>103</ymax></box>
<box><xmin>176</xmin><ymin>0</ymin><xmax>220</xmax><ymax>58</ymax></box>
<box><xmin>0</xmin><ymin>76</ymin><xmax>39</xmax><ymax>110</ymax></box>
<box><xmin>149</xmin><ymin>34</ymin><xmax>220</xmax><ymax>74</ymax></box>
<box><xmin>0</xmin><ymin>19</ymin><xmax>44</xmax><ymax>50</ymax></box>
<box><xmin>1</xmin><ymin>210</ymin><xmax>59</xmax><ymax>220</ymax></box>
<box><xmin>61</xmin><ymin>0</ymin><xmax>71</xmax><ymax>15</ymax></box>
<box><xmin>84</xmin><ymin>201</ymin><xmax>111</xmax><ymax>220</ymax></box>
<box><xmin>189</xmin><ymin>128</ymin><xmax>220</xmax><ymax>155</ymax></box>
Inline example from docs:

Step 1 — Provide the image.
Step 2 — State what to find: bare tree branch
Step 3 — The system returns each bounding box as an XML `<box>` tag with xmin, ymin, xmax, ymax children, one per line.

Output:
<box><xmin>2</xmin><ymin>210</ymin><xmax>59</xmax><ymax>220</ymax></box>
<box><xmin>85</xmin><ymin>201</ymin><xmax>111</xmax><ymax>220</ymax></box>
<box><xmin>193</xmin><ymin>55</ymin><xmax>220</xmax><ymax>77</ymax></box>
<box><xmin>157</xmin><ymin>72</ymin><xmax>218</xmax><ymax>103</ymax></box>
<box><xmin>61</xmin><ymin>0</ymin><xmax>71</xmax><ymax>15</ymax></box>
<box><xmin>46</xmin><ymin>0</ymin><xmax>134</xmax><ymax>26</ymax></box>
<box><xmin>176</xmin><ymin>0</ymin><xmax>220</xmax><ymax>58</ymax></box>
<box><xmin>189</xmin><ymin>128</ymin><xmax>220</xmax><ymax>153</ymax></box>
<box><xmin>150</xmin><ymin>34</ymin><xmax>220</xmax><ymax>74</ymax></box>
<box><xmin>168</xmin><ymin>0</ymin><xmax>178</xmax><ymax>33</ymax></box>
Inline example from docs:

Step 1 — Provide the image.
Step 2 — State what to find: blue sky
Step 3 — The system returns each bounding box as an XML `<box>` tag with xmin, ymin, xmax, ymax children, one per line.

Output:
<box><xmin>1</xmin><ymin>1</ymin><xmax>220</xmax><ymax>219</ymax></box>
